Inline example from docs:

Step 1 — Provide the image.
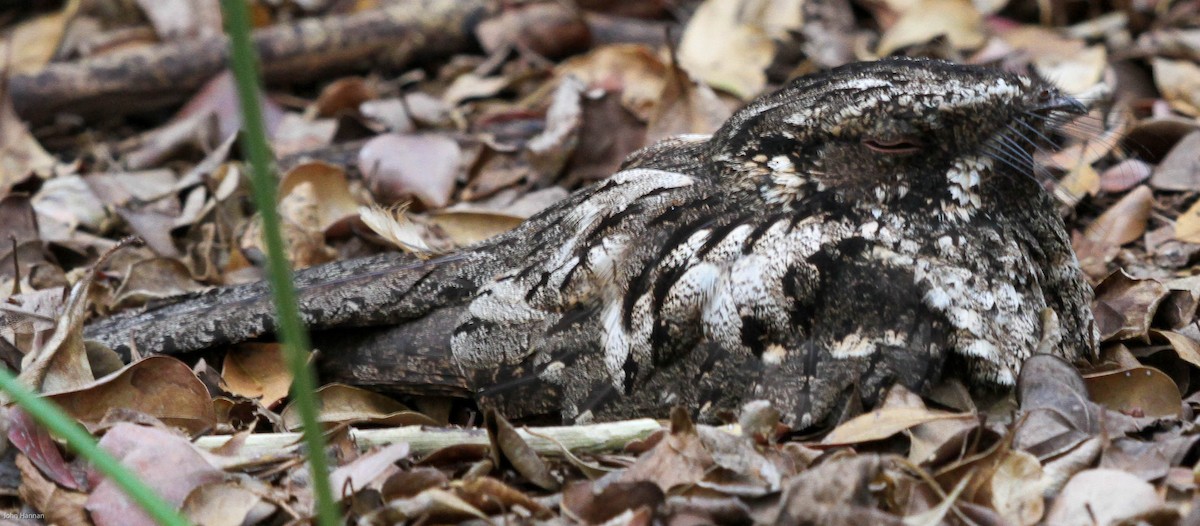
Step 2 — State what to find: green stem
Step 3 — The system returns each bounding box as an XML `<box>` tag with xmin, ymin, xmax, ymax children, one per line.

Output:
<box><xmin>0</xmin><ymin>368</ymin><xmax>190</xmax><ymax>526</ymax></box>
<box><xmin>217</xmin><ymin>1</ymin><xmax>339</xmax><ymax>524</ymax></box>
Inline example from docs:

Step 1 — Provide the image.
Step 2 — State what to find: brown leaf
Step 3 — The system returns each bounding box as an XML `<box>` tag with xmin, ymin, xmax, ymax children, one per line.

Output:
<box><xmin>474</xmin><ymin>2</ymin><xmax>591</xmax><ymax>59</ymax></box>
<box><xmin>1079</xmin><ymin>185</ymin><xmax>1153</xmax><ymax>249</ymax></box>
<box><xmin>454</xmin><ymin>476</ymin><xmax>553</xmax><ymax>518</ymax></box>
<box><xmin>311</xmin><ymin>76</ymin><xmax>378</xmax><ymax>118</ymax></box>
<box><xmin>221</xmin><ymin>343</ymin><xmax>292</xmax><ymax>408</ymax></box>
<box><xmin>0</xmin><ymin>90</ymin><xmax>56</xmax><ymax>193</ymax></box>
<box><xmin>1090</xmin><ymin>270</ymin><xmax>1169</xmax><ymax>341</ymax></box>
<box><xmin>111</xmin><ymin>257</ymin><xmax>206</xmax><ymax>309</ymax></box>
<box><xmin>329</xmin><ymin>443</ymin><xmax>410</xmax><ymax>499</ymax></box>
<box><xmin>278</xmin><ymin>161</ymin><xmax>362</xmax><ymax>236</ymax></box>
<box><xmin>1149</xmin><ymin>131</ymin><xmax>1200</xmax><ymax>191</ymax></box>
<box><xmin>280</xmin><ymin>383</ymin><xmax>436</xmax><ymax>430</ymax></box>
<box><xmin>380</xmin><ymin>467</ymin><xmax>449</xmax><ymax>501</ymax></box>
<box><xmin>358</xmin><ymin>133</ymin><xmax>462</xmax><ymax>208</ymax></box>
<box><xmin>87</xmin><ymin>423</ymin><xmax>224</xmax><ymax>526</ymax></box>
<box><xmin>487</xmin><ymin>410</ymin><xmax>561</xmax><ymax>491</ymax></box>
<box><xmin>820</xmin><ymin>407</ymin><xmax>974</xmax><ymax>446</ymax></box>
<box><xmin>876</xmin><ymin>0</ymin><xmax>984</xmax><ymax>56</ymax></box>
<box><xmin>976</xmin><ymin>450</ymin><xmax>1044</xmax><ymax>526</ymax></box>
<box><xmin>48</xmin><ymin>355</ymin><xmax>217</xmax><ymax>434</ymax></box>
<box><xmin>181</xmin><ymin>478</ymin><xmax>274</xmax><ymax>526</ymax></box>
<box><xmin>1099</xmin><ymin>158</ymin><xmax>1153</xmax><ymax>193</ymax></box>
<box><xmin>556</xmin><ymin>44</ymin><xmax>667</xmax><ymax>120</ymax></box>
<box><xmin>7</xmin><ymin>408</ymin><xmax>84</xmax><ymax>490</ymax></box>
<box><xmin>427</xmin><ymin>210</ymin><xmax>525</xmax><ymax>246</ymax></box>
<box><xmin>561</xmin><ymin>479</ymin><xmax>664</xmax><ymax>524</ymax></box>
<box><xmin>646</xmin><ymin>52</ymin><xmax>733</xmax><ymax>143</ymax></box>
<box><xmin>765</xmin><ymin>454</ymin><xmax>902</xmax><ymax>525</ymax></box>
<box><xmin>16</xmin><ymin>453</ymin><xmax>89</xmax><ymax>525</ymax></box>
<box><xmin>1045</xmin><ymin>469</ymin><xmax>1175</xmax><ymax>525</ymax></box>
<box><xmin>678</xmin><ymin>0</ymin><xmax>803</xmax><ymax>99</ymax></box>
<box><xmin>1083</xmin><ymin>366</ymin><xmax>1182</xmax><ymax>419</ymax></box>
<box><xmin>1153</xmin><ymin>58</ymin><xmax>1200</xmax><ymax>116</ymax></box>
<box><xmin>18</xmin><ymin>258</ymin><xmax>102</xmax><ymax>394</ymax></box>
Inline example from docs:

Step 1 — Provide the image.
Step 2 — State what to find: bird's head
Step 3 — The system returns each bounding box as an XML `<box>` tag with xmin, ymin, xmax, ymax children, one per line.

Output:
<box><xmin>710</xmin><ymin>57</ymin><xmax>1085</xmax><ymax>221</ymax></box>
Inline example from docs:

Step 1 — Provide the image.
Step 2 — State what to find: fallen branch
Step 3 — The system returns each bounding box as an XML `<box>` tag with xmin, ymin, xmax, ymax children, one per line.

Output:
<box><xmin>10</xmin><ymin>0</ymin><xmax>487</xmax><ymax>122</ymax></box>
<box><xmin>194</xmin><ymin>418</ymin><xmax>663</xmax><ymax>462</ymax></box>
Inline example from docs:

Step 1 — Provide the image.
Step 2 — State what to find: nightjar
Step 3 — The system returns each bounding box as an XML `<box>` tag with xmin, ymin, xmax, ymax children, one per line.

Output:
<box><xmin>86</xmin><ymin>57</ymin><xmax>1098</xmax><ymax>428</ymax></box>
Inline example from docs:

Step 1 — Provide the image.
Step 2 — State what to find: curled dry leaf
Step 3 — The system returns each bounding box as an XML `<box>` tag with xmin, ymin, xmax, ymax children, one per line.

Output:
<box><xmin>7</xmin><ymin>408</ymin><xmax>84</xmax><ymax>490</ymax></box>
<box><xmin>310</xmin><ymin>76</ymin><xmax>378</xmax><ymax>118</ymax></box>
<box><xmin>1149</xmin><ymin>131</ymin><xmax>1200</xmax><ymax>191</ymax></box>
<box><xmin>280</xmin><ymin>383</ymin><xmax>436</xmax><ymax>431</ymax></box>
<box><xmin>427</xmin><ymin>210</ymin><xmax>524</xmax><ymax>246</ymax></box>
<box><xmin>562</xmin><ymin>479</ymin><xmax>665</xmax><ymax>524</ymax></box>
<box><xmin>820</xmin><ymin>407</ymin><xmax>974</xmax><ymax>446</ymax></box>
<box><xmin>0</xmin><ymin>92</ymin><xmax>56</xmax><ymax>193</ymax></box>
<box><xmin>618</xmin><ymin>408</ymin><xmax>712</xmax><ymax>492</ymax></box>
<box><xmin>1091</xmin><ymin>270</ymin><xmax>1169</xmax><ymax>341</ymax></box>
<box><xmin>329</xmin><ymin>443</ymin><xmax>410</xmax><ymax>500</ymax></box>
<box><xmin>15</xmin><ymin>453</ymin><xmax>90</xmax><ymax>526</ymax></box>
<box><xmin>221</xmin><ymin>343</ymin><xmax>292</xmax><ymax>408</ymax></box>
<box><xmin>487</xmin><ymin>410</ymin><xmax>561</xmax><ymax>491</ymax></box>
<box><xmin>362</xmin><ymin>488</ymin><xmax>488</xmax><ymax>524</ymax></box>
<box><xmin>977</xmin><ymin>450</ymin><xmax>1045</xmax><ymax>526</ymax></box>
<box><xmin>1100</xmin><ymin>158</ymin><xmax>1152</xmax><ymax>193</ymax></box>
<box><xmin>1153</xmin><ymin>58</ymin><xmax>1200</xmax><ymax>117</ymax></box>
<box><xmin>1076</xmin><ymin>184</ymin><xmax>1153</xmax><ymax>255</ymax></box>
<box><xmin>475</xmin><ymin>1</ymin><xmax>591</xmax><ymax>59</ymax></box>
<box><xmin>454</xmin><ymin>476</ymin><xmax>554</xmax><ymax>519</ymax></box>
<box><xmin>181</xmin><ymin>478</ymin><xmax>275</xmax><ymax>526</ymax></box>
<box><xmin>646</xmin><ymin>50</ymin><xmax>733</xmax><ymax>144</ymax></box>
<box><xmin>111</xmin><ymin>257</ymin><xmax>206</xmax><ymax>309</ymax></box>
<box><xmin>1083</xmin><ymin>367</ymin><xmax>1182</xmax><ymax>419</ymax></box>
<box><xmin>556</xmin><ymin>44</ymin><xmax>666</xmax><ymax>120</ymax></box>
<box><xmin>88</xmin><ymin>423</ymin><xmax>224</xmax><ymax>526</ymax></box>
<box><xmin>677</xmin><ymin>0</ymin><xmax>803</xmax><ymax>99</ymax></box>
<box><xmin>47</xmin><ymin>355</ymin><xmax>217</xmax><ymax>434</ymax></box>
<box><xmin>278</xmin><ymin>161</ymin><xmax>361</xmax><ymax>236</ymax></box>
<box><xmin>358</xmin><ymin>133</ymin><xmax>462</xmax><ymax>209</ymax></box>
<box><xmin>1044</xmin><ymin>469</ymin><xmax>1175</xmax><ymax>525</ymax></box>
<box><xmin>875</xmin><ymin>0</ymin><xmax>984</xmax><ymax>57</ymax></box>
<box><xmin>767</xmin><ymin>454</ymin><xmax>901</xmax><ymax>525</ymax></box>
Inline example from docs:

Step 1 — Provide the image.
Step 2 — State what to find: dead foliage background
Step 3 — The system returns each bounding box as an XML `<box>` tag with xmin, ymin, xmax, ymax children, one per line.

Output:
<box><xmin>1</xmin><ymin>0</ymin><xmax>1200</xmax><ymax>524</ymax></box>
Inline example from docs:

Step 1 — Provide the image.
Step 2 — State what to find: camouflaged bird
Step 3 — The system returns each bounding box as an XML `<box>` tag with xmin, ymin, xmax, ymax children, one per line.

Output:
<box><xmin>85</xmin><ymin>57</ymin><xmax>1098</xmax><ymax>428</ymax></box>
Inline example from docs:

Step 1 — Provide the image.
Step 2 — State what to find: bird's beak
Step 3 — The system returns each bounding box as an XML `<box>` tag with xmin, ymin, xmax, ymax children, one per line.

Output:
<box><xmin>1036</xmin><ymin>95</ymin><xmax>1087</xmax><ymax>116</ymax></box>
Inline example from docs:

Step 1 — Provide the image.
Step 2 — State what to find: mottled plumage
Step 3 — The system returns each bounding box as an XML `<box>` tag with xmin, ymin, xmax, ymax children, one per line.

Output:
<box><xmin>86</xmin><ymin>58</ymin><xmax>1098</xmax><ymax>428</ymax></box>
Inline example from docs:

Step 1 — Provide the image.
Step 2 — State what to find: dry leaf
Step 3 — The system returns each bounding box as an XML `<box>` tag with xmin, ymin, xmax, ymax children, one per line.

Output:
<box><xmin>1083</xmin><ymin>367</ymin><xmax>1182</xmax><ymax>419</ymax></box>
<box><xmin>280</xmin><ymin>383</ymin><xmax>436</xmax><ymax>430</ymax></box>
<box><xmin>427</xmin><ymin>210</ymin><xmax>524</xmax><ymax>246</ymax></box>
<box><xmin>47</xmin><ymin>355</ymin><xmax>217</xmax><ymax>434</ymax></box>
<box><xmin>821</xmin><ymin>407</ymin><xmax>974</xmax><ymax>446</ymax></box>
<box><xmin>1091</xmin><ymin>270</ymin><xmax>1169</xmax><ymax>341</ymax></box>
<box><xmin>1153</xmin><ymin>58</ymin><xmax>1200</xmax><ymax>116</ymax></box>
<box><xmin>87</xmin><ymin>423</ymin><xmax>224</xmax><ymax>526</ymax></box>
<box><xmin>876</xmin><ymin>0</ymin><xmax>984</xmax><ymax>56</ymax></box>
<box><xmin>1044</xmin><ymin>469</ymin><xmax>1174</xmax><ymax>525</ymax></box>
<box><xmin>677</xmin><ymin>0</ymin><xmax>803</xmax><ymax>99</ymax></box>
<box><xmin>221</xmin><ymin>343</ymin><xmax>292</xmax><ymax>408</ymax></box>
<box><xmin>1149</xmin><ymin>131</ymin><xmax>1200</xmax><ymax>191</ymax></box>
<box><xmin>358</xmin><ymin>133</ymin><xmax>462</xmax><ymax>208</ymax></box>
<box><xmin>181</xmin><ymin>478</ymin><xmax>274</xmax><ymax>526</ymax></box>
<box><xmin>278</xmin><ymin>161</ymin><xmax>361</xmax><ymax>235</ymax></box>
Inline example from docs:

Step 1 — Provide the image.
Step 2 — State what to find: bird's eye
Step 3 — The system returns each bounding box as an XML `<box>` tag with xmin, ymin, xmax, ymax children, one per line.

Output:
<box><xmin>862</xmin><ymin>138</ymin><xmax>923</xmax><ymax>154</ymax></box>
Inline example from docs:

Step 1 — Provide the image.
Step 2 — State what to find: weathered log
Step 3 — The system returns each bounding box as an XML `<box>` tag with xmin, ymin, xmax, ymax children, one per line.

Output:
<box><xmin>10</xmin><ymin>0</ymin><xmax>488</xmax><ymax>122</ymax></box>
